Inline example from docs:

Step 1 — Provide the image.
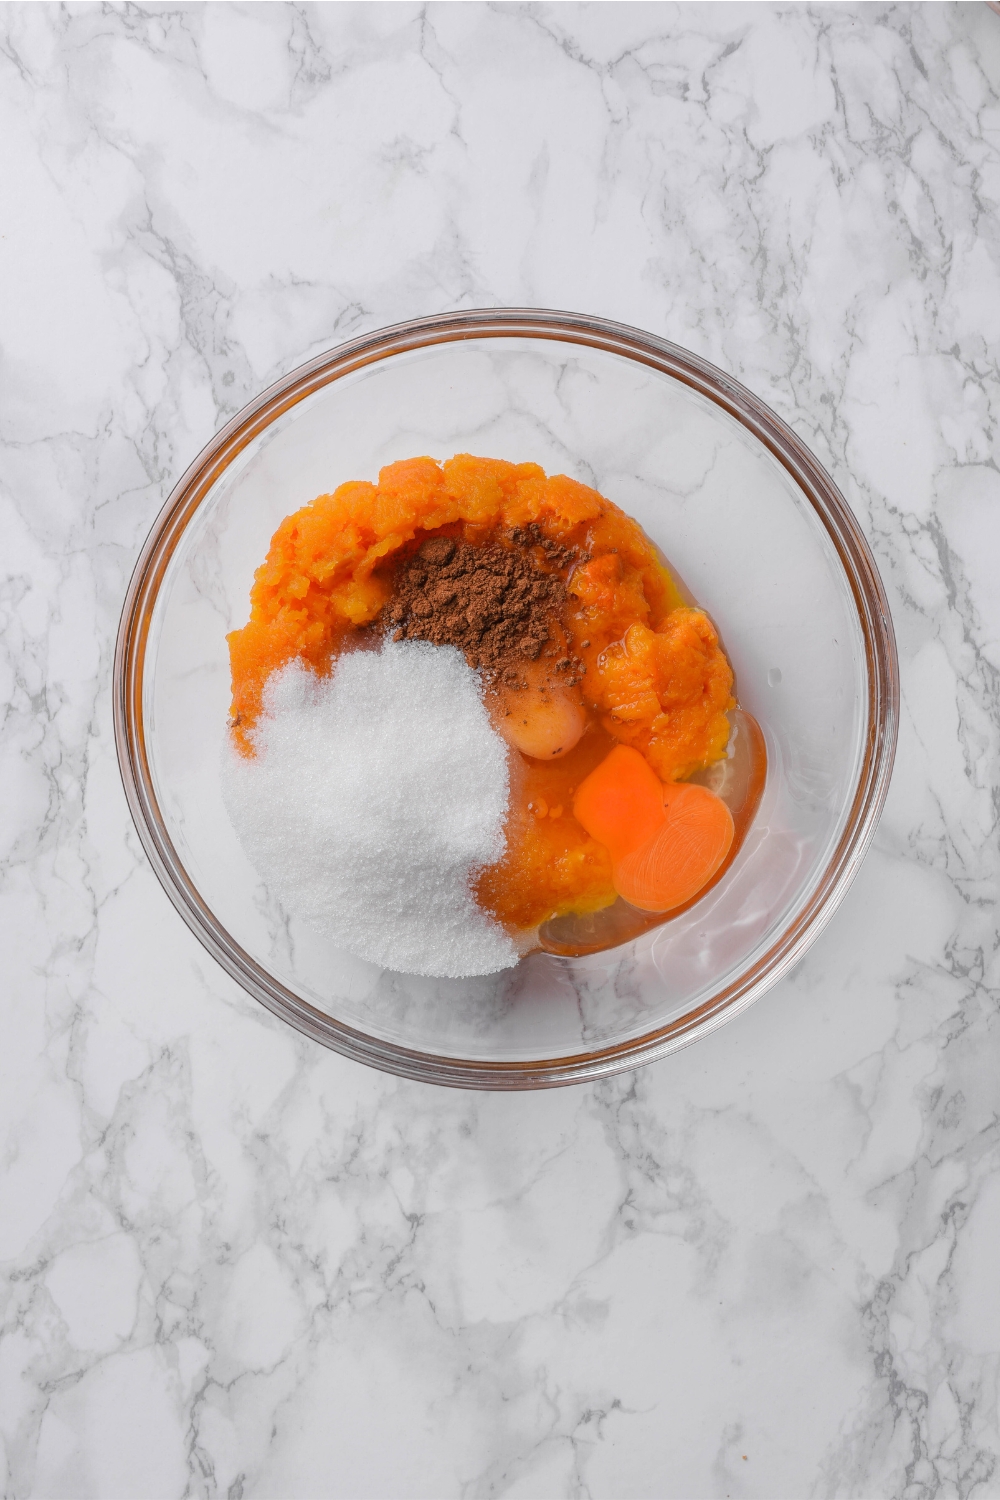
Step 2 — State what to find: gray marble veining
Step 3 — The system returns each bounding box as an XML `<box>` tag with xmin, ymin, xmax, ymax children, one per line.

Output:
<box><xmin>0</xmin><ymin>4</ymin><xmax>998</xmax><ymax>1497</ymax></box>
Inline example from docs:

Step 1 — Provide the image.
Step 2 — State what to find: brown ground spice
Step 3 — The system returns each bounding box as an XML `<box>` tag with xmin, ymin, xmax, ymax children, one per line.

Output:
<box><xmin>384</xmin><ymin>525</ymin><xmax>587</xmax><ymax>688</ymax></box>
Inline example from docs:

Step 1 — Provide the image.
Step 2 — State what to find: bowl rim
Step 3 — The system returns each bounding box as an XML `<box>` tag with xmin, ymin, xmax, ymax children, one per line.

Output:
<box><xmin>114</xmin><ymin>307</ymin><xmax>899</xmax><ymax>1089</ymax></box>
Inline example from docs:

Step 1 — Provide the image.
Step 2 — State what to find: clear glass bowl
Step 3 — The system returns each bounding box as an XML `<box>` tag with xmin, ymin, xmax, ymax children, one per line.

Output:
<box><xmin>114</xmin><ymin>310</ymin><xmax>898</xmax><ymax>1088</ymax></box>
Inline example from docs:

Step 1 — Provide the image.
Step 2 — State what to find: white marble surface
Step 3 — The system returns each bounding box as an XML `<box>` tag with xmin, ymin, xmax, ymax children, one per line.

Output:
<box><xmin>1</xmin><ymin>2</ymin><xmax>998</xmax><ymax>1496</ymax></box>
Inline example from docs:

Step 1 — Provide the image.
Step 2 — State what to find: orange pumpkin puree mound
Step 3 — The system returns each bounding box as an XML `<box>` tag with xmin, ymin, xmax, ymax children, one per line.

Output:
<box><xmin>228</xmin><ymin>454</ymin><xmax>736</xmax><ymax>932</ymax></box>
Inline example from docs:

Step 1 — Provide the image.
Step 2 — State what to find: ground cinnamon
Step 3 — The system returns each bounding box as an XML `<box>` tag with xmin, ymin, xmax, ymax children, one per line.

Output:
<box><xmin>384</xmin><ymin>527</ymin><xmax>587</xmax><ymax>687</ymax></box>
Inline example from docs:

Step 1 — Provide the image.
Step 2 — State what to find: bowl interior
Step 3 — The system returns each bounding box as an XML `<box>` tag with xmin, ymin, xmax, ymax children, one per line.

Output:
<box><xmin>144</xmin><ymin>336</ymin><xmax>867</xmax><ymax>1064</ymax></box>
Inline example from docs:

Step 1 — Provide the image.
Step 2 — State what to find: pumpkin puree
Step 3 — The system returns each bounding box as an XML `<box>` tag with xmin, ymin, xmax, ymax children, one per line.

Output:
<box><xmin>228</xmin><ymin>455</ymin><xmax>736</xmax><ymax>931</ymax></box>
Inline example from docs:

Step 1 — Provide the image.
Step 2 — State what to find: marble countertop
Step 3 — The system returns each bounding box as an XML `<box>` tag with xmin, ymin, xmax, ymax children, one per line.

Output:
<box><xmin>2</xmin><ymin>3</ymin><xmax>999</xmax><ymax>1496</ymax></box>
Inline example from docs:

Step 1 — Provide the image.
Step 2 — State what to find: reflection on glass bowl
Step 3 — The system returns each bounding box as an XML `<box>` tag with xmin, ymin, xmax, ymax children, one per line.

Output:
<box><xmin>114</xmin><ymin>310</ymin><xmax>898</xmax><ymax>1089</ymax></box>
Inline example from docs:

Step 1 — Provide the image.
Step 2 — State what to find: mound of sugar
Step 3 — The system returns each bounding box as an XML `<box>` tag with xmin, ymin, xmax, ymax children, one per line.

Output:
<box><xmin>222</xmin><ymin>638</ymin><xmax>518</xmax><ymax>978</ymax></box>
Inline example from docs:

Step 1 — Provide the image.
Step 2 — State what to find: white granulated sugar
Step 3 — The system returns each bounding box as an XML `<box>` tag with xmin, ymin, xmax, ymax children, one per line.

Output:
<box><xmin>222</xmin><ymin>639</ymin><xmax>518</xmax><ymax>978</ymax></box>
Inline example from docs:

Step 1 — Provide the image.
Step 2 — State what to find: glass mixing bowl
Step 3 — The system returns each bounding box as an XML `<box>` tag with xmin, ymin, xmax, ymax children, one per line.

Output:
<box><xmin>114</xmin><ymin>310</ymin><xmax>898</xmax><ymax>1088</ymax></box>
